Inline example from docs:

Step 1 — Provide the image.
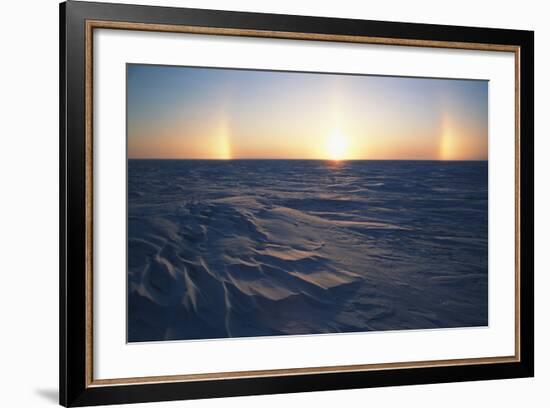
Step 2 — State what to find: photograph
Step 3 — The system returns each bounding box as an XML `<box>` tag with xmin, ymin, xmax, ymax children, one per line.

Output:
<box><xmin>127</xmin><ymin>64</ymin><xmax>489</xmax><ymax>342</ymax></box>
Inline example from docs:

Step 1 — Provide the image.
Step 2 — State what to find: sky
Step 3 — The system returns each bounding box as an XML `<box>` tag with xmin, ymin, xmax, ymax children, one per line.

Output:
<box><xmin>127</xmin><ymin>64</ymin><xmax>488</xmax><ymax>160</ymax></box>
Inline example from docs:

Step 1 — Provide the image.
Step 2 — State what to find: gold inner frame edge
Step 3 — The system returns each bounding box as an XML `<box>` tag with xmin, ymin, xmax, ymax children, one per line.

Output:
<box><xmin>84</xmin><ymin>19</ymin><xmax>521</xmax><ymax>388</ymax></box>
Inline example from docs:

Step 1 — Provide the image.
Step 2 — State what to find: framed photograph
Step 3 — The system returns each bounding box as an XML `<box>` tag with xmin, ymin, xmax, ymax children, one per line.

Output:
<box><xmin>60</xmin><ymin>1</ymin><xmax>534</xmax><ymax>406</ymax></box>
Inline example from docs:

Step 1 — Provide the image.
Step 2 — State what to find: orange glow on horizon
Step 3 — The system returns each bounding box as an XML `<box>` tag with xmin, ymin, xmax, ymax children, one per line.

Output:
<box><xmin>438</xmin><ymin>113</ymin><xmax>487</xmax><ymax>161</ymax></box>
<box><xmin>213</xmin><ymin>118</ymin><xmax>232</xmax><ymax>160</ymax></box>
<box><xmin>128</xmin><ymin>123</ymin><xmax>487</xmax><ymax>161</ymax></box>
<box><xmin>324</xmin><ymin>129</ymin><xmax>350</xmax><ymax>161</ymax></box>
<box><xmin>128</xmin><ymin>65</ymin><xmax>488</xmax><ymax>161</ymax></box>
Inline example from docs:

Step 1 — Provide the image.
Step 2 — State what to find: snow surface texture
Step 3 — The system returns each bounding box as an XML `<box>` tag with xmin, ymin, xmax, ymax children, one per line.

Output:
<box><xmin>127</xmin><ymin>160</ymin><xmax>488</xmax><ymax>342</ymax></box>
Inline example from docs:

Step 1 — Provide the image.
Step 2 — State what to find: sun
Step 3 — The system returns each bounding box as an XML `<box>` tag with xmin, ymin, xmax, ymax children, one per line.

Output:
<box><xmin>325</xmin><ymin>130</ymin><xmax>348</xmax><ymax>161</ymax></box>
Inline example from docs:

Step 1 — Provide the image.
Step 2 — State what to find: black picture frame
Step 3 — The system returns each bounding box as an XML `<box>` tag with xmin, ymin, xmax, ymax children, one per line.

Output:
<box><xmin>60</xmin><ymin>1</ymin><xmax>534</xmax><ymax>406</ymax></box>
